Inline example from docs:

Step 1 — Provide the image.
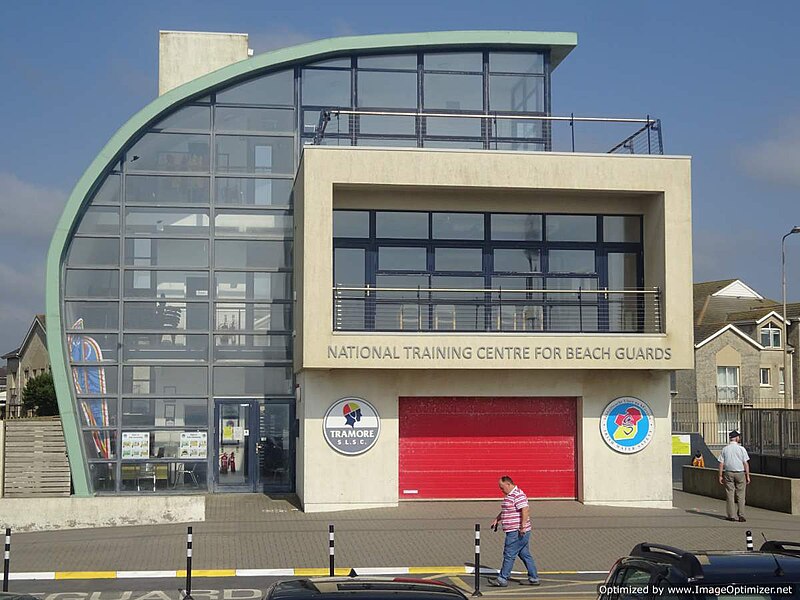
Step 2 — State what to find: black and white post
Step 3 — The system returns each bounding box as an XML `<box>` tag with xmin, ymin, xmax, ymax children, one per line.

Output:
<box><xmin>472</xmin><ymin>524</ymin><xmax>482</xmax><ymax>597</ymax></box>
<box><xmin>329</xmin><ymin>525</ymin><xmax>335</xmax><ymax>577</ymax></box>
<box><xmin>746</xmin><ymin>530</ymin><xmax>753</xmax><ymax>552</ymax></box>
<box><xmin>185</xmin><ymin>526</ymin><xmax>193</xmax><ymax>598</ymax></box>
<box><xmin>3</xmin><ymin>528</ymin><xmax>10</xmax><ymax>593</ymax></box>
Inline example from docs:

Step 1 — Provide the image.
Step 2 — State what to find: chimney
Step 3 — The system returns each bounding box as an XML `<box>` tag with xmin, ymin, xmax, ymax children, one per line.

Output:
<box><xmin>158</xmin><ymin>30</ymin><xmax>251</xmax><ymax>95</ymax></box>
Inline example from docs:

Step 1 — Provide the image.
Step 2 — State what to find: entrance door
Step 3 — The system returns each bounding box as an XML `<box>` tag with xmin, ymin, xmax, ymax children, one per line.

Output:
<box><xmin>215</xmin><ymin>401</ymin><xmax>257</xmax><ymax>491</ymax></box>
<box><xmin>257</xmin><ymin>401</ymin><xmax>294</xmax><ymax>493</ymax></box>
<box><xmin>214</xmin><ymin>400</ymin><xmax>295</xmax><ymax>493</ymax></box>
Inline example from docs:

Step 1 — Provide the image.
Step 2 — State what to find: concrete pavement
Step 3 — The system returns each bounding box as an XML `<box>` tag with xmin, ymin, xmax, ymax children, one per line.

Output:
<box><xmin>7</xmin><ymin>490</ymin><xmax>799</xmax><ymax>575</ymax></box>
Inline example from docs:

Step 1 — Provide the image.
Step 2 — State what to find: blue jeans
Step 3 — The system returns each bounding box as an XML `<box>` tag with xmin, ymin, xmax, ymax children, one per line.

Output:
<box><xmin>498</xmin><ymin>530</ymin><xmax>539</xmax><ymax>583</ymax></box>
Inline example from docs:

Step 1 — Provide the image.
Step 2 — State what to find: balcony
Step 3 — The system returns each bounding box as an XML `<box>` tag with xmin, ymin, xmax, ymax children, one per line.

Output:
<box><xmin>716</xmin><ymin>385</ymin><xmax>754</xmax><ymax>404</ymax></box>
<box><xmin>312</xmin><ymin>109</ymin><xmax>664</xmax><ymax>155</ymax></box>
<box><xmin>333</xmin><ymin>286</ymin><xmax>662</xmax><ymax>333</ymax></box>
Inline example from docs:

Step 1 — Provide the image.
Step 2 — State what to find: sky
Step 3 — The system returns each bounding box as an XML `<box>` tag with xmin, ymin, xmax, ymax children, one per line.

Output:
<box><xmin>1</xmin><ymin>0</ymin><xmax>799</xmax><ymax>355</ymax></box>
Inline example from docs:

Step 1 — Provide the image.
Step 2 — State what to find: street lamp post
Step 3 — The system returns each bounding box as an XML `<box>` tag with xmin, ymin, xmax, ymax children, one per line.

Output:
<box><xmin>781</xmin><ymin>226</ymin><xmax>800</xmax><ymax>409</ymax></box>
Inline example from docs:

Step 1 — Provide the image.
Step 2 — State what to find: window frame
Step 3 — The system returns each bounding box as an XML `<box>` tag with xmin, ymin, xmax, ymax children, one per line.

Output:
<box><xmin>760</xmin><ymin>322</ymin><xmax>782</xmax><ymax>348</ymax></box>
<box><xmin>333</xmin><ymin>210</ymin><xmax>644</xmax><ymax>332</ymax></box>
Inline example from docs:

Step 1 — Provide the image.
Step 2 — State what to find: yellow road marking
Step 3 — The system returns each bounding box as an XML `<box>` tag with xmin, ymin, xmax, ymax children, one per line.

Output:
<box><xmin>408</xmin><ymin>566</ymin><xmax>467</xmax><ymax>574</ymax></box>
<box><xmin>294</xmin><ymin>568</ymin><xmax>353</xmax><ymax>576</ymax></box>
<box><xmin>176</xmin><ymin>569</ymin><xmax>236</xmax><ymax>578</ymax></box>
<box><xmin>55</xmin><ymin>572</ymin><xmax>117</xmax><ymax>580</ymax></box>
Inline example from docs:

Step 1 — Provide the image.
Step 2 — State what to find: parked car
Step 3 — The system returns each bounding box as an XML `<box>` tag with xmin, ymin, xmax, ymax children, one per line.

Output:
<box><xmin>598</xmin><ymin>541</ymin><xmax>800</xmax><ymax>599</ymax></box>
<box><xmin>264</xmin><ymin>577</ymin><xmax>469</xmax><ymax>600</ymax></box>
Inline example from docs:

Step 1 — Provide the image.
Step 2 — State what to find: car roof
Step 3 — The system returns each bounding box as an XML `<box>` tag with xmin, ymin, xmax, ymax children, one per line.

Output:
<box><xmin>269</xmin><ymin>578</ymin><xmax>467</xmax><ymax>600</ymax></box>
<box><xmin>626</xmin><ymin>543</ymin><xmax>800</xmax><ymax>582</ymax></box>
<box><xmin>695</xmin><ymin>552</ymin><xmax>800</xmax><ymax>583</ymax></box>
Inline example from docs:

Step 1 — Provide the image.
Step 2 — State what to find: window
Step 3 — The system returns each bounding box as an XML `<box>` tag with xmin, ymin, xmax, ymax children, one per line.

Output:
<box><xmin>333</xmin><ymin>209</ymin><xmax>644</xmax><ymax>333</ymax></box>
<box><xmin>216</xmin><ymin>70</ymin><xmax>294</xmax><ymax>105</ymax></box>
<box><xmin>302</xmin><ymin>68</ymin><xmax>351</xmax><ymax>106</ymax></box>
<box><xmin>760</xmin><ymin>367</ymin><xmax>771</xmax><ymax>386</ymax></box>
<box><xmin>761</xmin><ymin>323</ymin><xmax>781</xmax><ymax>348</ymax></box>
<box><xmin>669</xmin><ymin>371</ymin><xmax>677</xmax><ymax>394</ymax></box>
<box><xmin>126</xmin><ymin>133</ymin><xmax>210</xmax><ymax>173</ymax></box>
<box><xmin>717</xmin><ymin>366</ymin><xmax>740</xmax><ymax>402</ymax></box>
<box><xmin>357</xmin><ymin>71</ymin><xmax>417</xmax><ymax>108</ymax></box>
<box><xmin>780</xmin><ymin>367</ymin><xmax>785</xmax><ymax>394</ymax></box>
<box><xmin>215</xmin><ymin>178</ymin><xmax>292</xmax><ymax>207</ymax></box>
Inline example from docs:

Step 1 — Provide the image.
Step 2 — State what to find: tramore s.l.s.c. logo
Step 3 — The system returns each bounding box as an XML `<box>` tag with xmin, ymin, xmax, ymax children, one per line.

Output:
<box><xmin>323</xmin><ymin>397</ymin><xmax>381</xmax><ymax>455</ymax></box>
<box><xmin>600</xmin><ymin>396</ymin><xmax>654</xmax><ymax>454</ymax></box>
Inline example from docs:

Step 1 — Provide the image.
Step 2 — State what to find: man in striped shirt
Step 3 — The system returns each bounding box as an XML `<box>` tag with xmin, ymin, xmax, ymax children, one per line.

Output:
<box><xmin>488</xmin><ymin>475</ymin><xmax>540</xmax><ymax>587</ymax></box>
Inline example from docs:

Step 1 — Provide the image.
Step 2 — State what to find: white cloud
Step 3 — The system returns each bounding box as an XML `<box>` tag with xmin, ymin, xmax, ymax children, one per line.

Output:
<box><xmin>737</xmin><ymin>116</ymin><xmax>800</xmax><ymax>187</ymax></box>
<box><xmin>0</xmin><ymin>172</ymin><xmax>67</xmax><ymax>241</ymax></box>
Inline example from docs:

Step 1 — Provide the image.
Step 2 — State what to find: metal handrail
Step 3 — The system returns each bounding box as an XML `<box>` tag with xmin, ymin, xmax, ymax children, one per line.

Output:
<box><xmin>333</xmin><ymin>285</ymin><xmax>662</xmax><ymax>333</ymax></box>
<box><xmin>321</xmin><ymin>109</ymin><xmax>656</xmax><ymax>124</ymax></box>
<box><xmin>334</xmin><ymin>286</ymin><xmax>660</xmax><ymax>295</ymax></box>
<box><xmin>314</xmin><ymin>108</ymin><xmax>662</xmax><ymax>150</ymax></box>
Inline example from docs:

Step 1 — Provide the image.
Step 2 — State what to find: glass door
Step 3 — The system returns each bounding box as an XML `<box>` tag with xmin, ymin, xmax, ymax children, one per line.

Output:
<box><xmin>257</xmin><ymin>401</ymin><xmax>294</xmax><ymax>492</ymax></box>
<box><xmin>214</xmin><ymin>401</ymin><xmax>255</xmax><ymax>491</ymax></box>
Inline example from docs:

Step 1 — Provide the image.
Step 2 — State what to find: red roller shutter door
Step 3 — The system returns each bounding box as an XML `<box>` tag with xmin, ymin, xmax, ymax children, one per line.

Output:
<box><xmin>399</xmin><ymin>397</ymin><xmax>577</xmax><ymax>499</ymax></box>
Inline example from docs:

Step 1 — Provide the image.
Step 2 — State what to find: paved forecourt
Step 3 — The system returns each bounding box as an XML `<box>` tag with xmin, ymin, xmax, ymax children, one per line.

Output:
<box><xmin>5</xmin><ymin>491</ymin><xmax>798</xmax><ymax>578</ymax></box>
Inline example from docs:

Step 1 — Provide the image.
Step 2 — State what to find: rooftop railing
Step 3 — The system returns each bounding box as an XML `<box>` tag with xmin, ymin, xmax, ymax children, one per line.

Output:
<box><xmin>312</xmin><ymin>109</ymin><xmax>663</xmax><ymax>155</ymax></box>
<box><xmin>333</xmin><ymin>286</ymin><xmax>662</xmax><ymax>334</ymax></box>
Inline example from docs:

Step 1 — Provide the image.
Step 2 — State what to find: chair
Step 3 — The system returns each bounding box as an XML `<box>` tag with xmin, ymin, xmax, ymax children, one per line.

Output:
<box><xmin>398</xmin><ymin>305</ymin><xmax>420</xmax><ymax>330</ymax></box>
<box><xmin>523</xmin><ymin>305</ymin><xmax>544</xmax><ymax>331</ymax></box>
<box><xmin>121</xmin><ymin>464</ymin><xmax>138</xmax><ymax>489</ymax></box>
<box><xmin>137</xmin><ymin>463</ymin><xmax>156</xmax><ymax>491</ymax></box>
<box><xmin>173</xmin><ymin>463</ymin><xmax>200</xmax><ymax>488</ymax></box>
<box><xmin>155</xmin><ymin>464</ymin><xmax>169</xmax><ymax>488</ymax></box>
<box><xmin>433</xmin><ymin>305</ymin><xmax>456</xmax><ymax>330</ymax></box>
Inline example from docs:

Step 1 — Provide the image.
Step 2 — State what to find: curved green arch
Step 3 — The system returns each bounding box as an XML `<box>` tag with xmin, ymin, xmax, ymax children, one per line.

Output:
<box><xmin>45</xmin><ymin>30</ymin><xmax>577</xmax><ymax>495</ymax></box>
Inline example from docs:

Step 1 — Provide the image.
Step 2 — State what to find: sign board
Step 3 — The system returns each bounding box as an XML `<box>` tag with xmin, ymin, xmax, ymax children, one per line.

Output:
<box><xmin>600</xmin><ymin>397</ymin><xmax>655</xmax><ymax>454</ymax></box>
<box><xmin>179</xmin><ymin>431</ymin><xmax>208</xmax><ymax>459</ymax></box>
<box><xmin>323</xmin><ymin>397</ymin><xmax>381</xmax><ymax>456</ymax></box>
<box><xmin>121</xmin><ymin>431</ymin><xmax>150</xmax><ymax>459</ymax></box>
<box><xmin>672</xmin><ymin>434</ymin><xmax>691</xmax><ymax>456</ymax></box>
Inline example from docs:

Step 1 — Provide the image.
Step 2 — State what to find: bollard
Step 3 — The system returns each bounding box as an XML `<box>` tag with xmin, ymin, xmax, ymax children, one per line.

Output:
<box><xmin>746</xmin><ymin>530</ymin><xmax>753</xmax><ymax>552</ymax></box>
<box><xmin>329</xmin><ymin>525</ymin><xmax>335</xmax><ymax>577</ymax></box>
<box><xmin>185</xmin><ymin>526</ymin><xmax>193</xmax><ymax>599</ymax></box>
<box><xmin>3</xmin><ymin>528</ymin><xmax>10</xmax><ymax>593</ymax></box>
<box><xmin>472</xmin><ymin>524</ymin><xmax>482</xmax><ymax>597</ymax></box>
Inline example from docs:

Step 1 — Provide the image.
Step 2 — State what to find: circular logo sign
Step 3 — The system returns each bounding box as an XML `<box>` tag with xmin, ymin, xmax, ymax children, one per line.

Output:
<box><xmin>323</xmin><ymin>397</ymin><xmax>381</xmax><ymax>455</ymax></box>
<box><xmin>600</xmin><ymin>396</ymin><xmax>654</xmax><ymax>454</ymax></box>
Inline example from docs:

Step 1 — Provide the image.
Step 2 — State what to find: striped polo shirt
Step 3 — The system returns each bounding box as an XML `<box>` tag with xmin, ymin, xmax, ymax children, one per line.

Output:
<box><xmin>500</xmin><ymin>486</ymin><xmax>532</xmax><ymax>533</ymax></box>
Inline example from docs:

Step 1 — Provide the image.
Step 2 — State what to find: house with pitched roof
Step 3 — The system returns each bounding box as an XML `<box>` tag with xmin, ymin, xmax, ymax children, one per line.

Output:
<box><xmin>1</xmin><ymin>314</ymin><xmax>50</xmax><ymax>419</ymax></box>
<box><xmin>672</xmin><ymin>279</ymin><xmax>800</xmax><ymax>446</ymax></box>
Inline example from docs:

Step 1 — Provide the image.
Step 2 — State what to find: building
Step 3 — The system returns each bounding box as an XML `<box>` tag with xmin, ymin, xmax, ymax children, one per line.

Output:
<box><xmin>0</xmin><ymin>365</ymin><xmax>6</xmax><ymax>418</ymax></box>
<box><xmin>2</xmin><ymin>314</ymin><xmax>50</xmax><ymax>419</ymax></box>
<box><xmin>46</xmin><ymin>30</ymin><xmax>693</xmax><ymax>508</ymax></box>
<box><xmin>672</xmin><ymin>279</ymin><xmax>799</xmax><ymax>446</ymax></box>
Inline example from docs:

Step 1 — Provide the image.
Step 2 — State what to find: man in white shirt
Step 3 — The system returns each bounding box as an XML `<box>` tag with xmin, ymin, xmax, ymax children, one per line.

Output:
<box><xmin>718</xmin><ymin>430</ymin><xmax>751</xmax><ymax>522</ymax></box>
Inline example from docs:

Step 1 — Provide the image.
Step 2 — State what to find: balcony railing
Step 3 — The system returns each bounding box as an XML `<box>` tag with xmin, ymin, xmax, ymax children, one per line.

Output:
<box><xmin>312</xmin><ymin>109</ymin><xmax>663</xmax><ymax>155</ymax></box>
<box><xmin>333</xmin><ymin>287</ymin><xmax>662</xmax><ymax>333</ymax></box>
<box><xmin>715</xmin><ymin>385</ymin><xmax>754</xmax><ymax>404</ymax></box>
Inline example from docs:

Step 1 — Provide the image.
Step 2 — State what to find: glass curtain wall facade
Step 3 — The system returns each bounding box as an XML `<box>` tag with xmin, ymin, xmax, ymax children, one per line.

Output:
<box><xmin>333</xmin><ymin>211</ymin><xmax>643</xmax><ymax>333</ymax></box>
<box><xmin>60</xmin><ymin>48</ymin><xmax>551</xmax><ymax>494</ymax></box>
